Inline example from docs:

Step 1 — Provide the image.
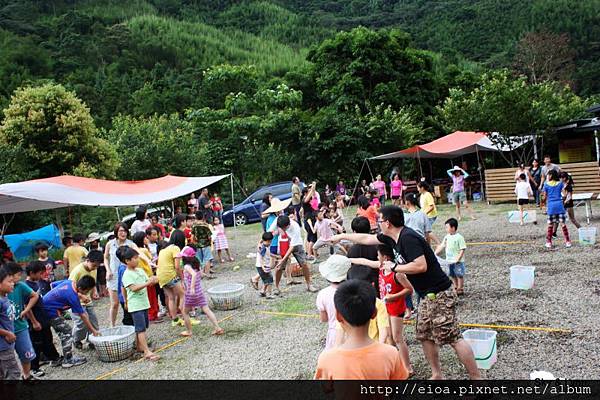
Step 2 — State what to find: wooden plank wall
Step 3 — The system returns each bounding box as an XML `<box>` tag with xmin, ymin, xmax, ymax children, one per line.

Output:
<box><xmin>485</xmin><ymin>161</ymin><xmax>600</xmax><ymax>202</ymax></box>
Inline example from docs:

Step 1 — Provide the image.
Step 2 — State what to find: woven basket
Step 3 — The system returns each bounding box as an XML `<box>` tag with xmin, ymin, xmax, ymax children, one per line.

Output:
<box><xmin>207</xmin><ymin>283</ymin><xmax>244</xmax><ymax>311</ymax></box>
<box><xmin>290</xmin><ymin>262</ymin><xmax>304</xmax><ymax>277</ymax></box>
<box><xmin>88</xmin><ymin>326</ymin><xmax>135</xmax><ymax>362</ymax></box>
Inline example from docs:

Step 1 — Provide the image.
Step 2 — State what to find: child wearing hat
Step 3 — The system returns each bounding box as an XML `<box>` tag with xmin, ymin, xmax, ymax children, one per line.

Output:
<box><xmin>316</xmin><ymin>255</ymin><xmax>351</xmax><ymax>349</ymax></box>
<box><xmin>447</xmin><ymin>166</ymin><xmax>477</xmax><ymax>221</ymax></box>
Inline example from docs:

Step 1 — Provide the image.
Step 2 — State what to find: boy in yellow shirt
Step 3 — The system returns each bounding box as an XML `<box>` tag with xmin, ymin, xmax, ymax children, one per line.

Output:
<box><xmin>334</xmin><ymin>267</ymin><xmax>391</xmax><ymax>346</ymax></box>
<box><xmin>63</xmin><ymin>234</ymin><xmax>88</xmax><ymax>276</ymax></box>
<box><xmin>68</xmin><ymin>250</ymin><xmax>103</xmax><ymax>349</ymax></box>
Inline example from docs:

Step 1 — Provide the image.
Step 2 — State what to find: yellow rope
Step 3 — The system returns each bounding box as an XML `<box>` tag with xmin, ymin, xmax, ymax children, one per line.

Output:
<box><xmin>258</xmin><ymin>311</ymin><xmax>572</xmax><ymax>333</ymax></box>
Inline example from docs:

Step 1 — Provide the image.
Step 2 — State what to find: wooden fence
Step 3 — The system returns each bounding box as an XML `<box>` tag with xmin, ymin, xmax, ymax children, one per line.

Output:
<box><xmin>485</xmin><ymin>161</ymin><xmax>600</xmax><ymax>203</ymax></box>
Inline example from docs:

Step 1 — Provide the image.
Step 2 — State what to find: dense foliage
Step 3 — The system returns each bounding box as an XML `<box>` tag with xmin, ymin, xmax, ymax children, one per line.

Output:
<box><xmin>1</xmin><ymin>0</ymin><xmax>598</xmax><ymax>234</ymax></box>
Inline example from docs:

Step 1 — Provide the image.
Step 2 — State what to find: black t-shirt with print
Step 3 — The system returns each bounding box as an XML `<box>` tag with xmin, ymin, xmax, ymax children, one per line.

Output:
<box><xmin>377</xmin><ymin>227</ymin><xmax>451</xmax><ymax>297</ymax></box>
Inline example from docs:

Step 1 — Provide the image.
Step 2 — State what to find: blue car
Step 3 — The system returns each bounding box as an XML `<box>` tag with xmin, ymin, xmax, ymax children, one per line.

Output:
<box><xmin>222</xmin><ymin>181</ymin><xmax>296</xmax><ymax>227</ymax></box>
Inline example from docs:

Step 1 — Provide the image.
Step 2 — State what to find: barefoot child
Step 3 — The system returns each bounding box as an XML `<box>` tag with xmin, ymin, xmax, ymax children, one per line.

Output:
<box><xmin>178</xmin><ymin>246</ymin><xmax>224</xmax><ymax>337</ymax></box>
<box><xmin>120</xmin><ymin>246</ymin><xmax>160</xmax><ymax>361</ymax></box>
<box><xmin>515</xmin><ymin>173</ymin><xmax>533</xmax><ymax>225</ymax></box>
<box><xmin>213</xmin><ymin>217</ymin><xmax>234</xmax><ymax>263</ymax></box>
<box><xmin>314</xmin><ymin>280</ymin><xmax>408</xmax><ymax>380</ymax></box>
<box><xmin>349</xmin><ymin>245</ymin><xmax>414</xmax><ymax>375</ymax></box>
<box><xmin>435</xmin><ymin>218</ymin><xmax>467</xmax><ymax>295</ymax></box>
<box><xmin>316</xmin><ymin>255</ymin><xmax>351</xmax><ymax>349</ymax></box>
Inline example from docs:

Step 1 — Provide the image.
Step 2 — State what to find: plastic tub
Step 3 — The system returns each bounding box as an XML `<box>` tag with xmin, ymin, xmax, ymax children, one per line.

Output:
<box><xmin>207</xmin><ymin>283</ymin><xmax>244</xmax><ymax>310</ymax></box>
<box><xmin>463</xmin><ymin>329</ymin><xmax>497</xmax><ymax>369</ymax></box>
<box><xmin>510</xmin><ymin>265</ymin><xmax>535</xmax><ymax>289</ymax></box>
<box><xmin>472</xmin><ymin>192</ymin><xmax>482</xmax><ymax>202</ymax></box>
<box><xmin>578</xmin><ymin>227</ymin><xmax>597</xmax><ymax>246</ymax></box>
<box><xmin>507</xmin><ymin>210</ymin><xmax>536</xmax><ymax>224</ymax></box>
<box><xmin>88</xmin><ymin>326</ymin><xmax>136</xmax><ymax>362</ymax></box>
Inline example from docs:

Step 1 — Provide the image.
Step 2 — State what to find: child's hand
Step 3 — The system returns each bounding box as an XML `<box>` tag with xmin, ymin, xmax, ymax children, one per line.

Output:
<box><xmin>32</xmin><ymin>321</ymin><xmax>42</xmax><ymax>331</ymax></box>
<box><xmin>3</xmin><ymin>331</ymin><xmax>16</xmax><ymax>343</ymax></box>
<box><xmin>384</xmin><ymin>294</ymin><xmax>396</xmax><ymax>303</ymax></box>
<box><xmin>91</xmin><ymin>329</ymin><xmax>101</xmax><ymax>337</ymax></box>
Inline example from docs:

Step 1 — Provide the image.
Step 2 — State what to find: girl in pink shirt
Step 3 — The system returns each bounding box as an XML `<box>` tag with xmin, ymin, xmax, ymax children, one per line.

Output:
<box><xmin>390</xmin><ymin>174</ymin><xmax>404</xmax><ymax>206</ymax></box>
<box><xmin>372</xmin><ymin>175</ymin><xmax>387</xmax><ymax>205</ymax></box>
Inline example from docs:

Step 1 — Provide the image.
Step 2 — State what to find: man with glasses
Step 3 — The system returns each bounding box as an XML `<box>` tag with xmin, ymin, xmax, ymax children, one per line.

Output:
<box><xmin>331</xmin><ymin>205</ymin><xmax>481</xmax><ymax>380</ymax></box>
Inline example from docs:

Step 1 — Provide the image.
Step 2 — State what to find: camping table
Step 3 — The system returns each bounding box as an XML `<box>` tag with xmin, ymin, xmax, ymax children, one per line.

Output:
<box><xmin>572</xmin><ymin>193</ymin><xmax>596</xmax><ymax>224</ymax></box>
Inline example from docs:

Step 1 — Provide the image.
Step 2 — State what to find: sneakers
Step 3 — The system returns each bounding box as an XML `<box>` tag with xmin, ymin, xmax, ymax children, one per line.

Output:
<box><xmin>565</xmin><ymin>241</ymin><xmax>572</xmax><ymax>248</ymax></box>
<box><xmin>190</xmin><ymin>318</ymin><xmax>201</xmax><ymax>326</ymax></box>
<box><xmin>74</xmin><ymin>341</ymin><xmax>83</xmax><ymax>350</ymax></box>
<box><xmin>157</xmin><ymin>307</ymin><xmax>168</xmax><ymax>318</ymax></box>
<box><xmin>273</xmin><ymin>288</ymin><xmax>281</xmax><ymax>296</ymax></box>
<box><xmin>171</xmin><ymin>318</ymin><xmax>184</xmax><ymax>327</ymax></box>
<box><xmin>552</xmin><ymin>232</ymin><xmax>558</xmax><ymax>239</ymax></box>
<box><xmin>266</xmin><ymin>294</ymin><xmax>276</xmax><ymax>299</ymax></box>
<box><xmin>62</xmin><ymin>356</ymin><xmax>87</xmax><ymax>368</ymax></box>
<box><xmin>49</xmin><ymin>357</ymin><xmax>63</xmax><ymax>367</ymax></box>
<box><xmin>31</xmin><ymin>369</ymin><xmax>45</xmax><ymax>378</ymax></box>
<box><xmin>545</xmin><ymin>241</ymin><xmax>553</xmax><ymax>249</ymax></box>
<box><xmin>189</xmin><ymin>310</ymin><xmax>196</xmax><ymax>318</ymax></box>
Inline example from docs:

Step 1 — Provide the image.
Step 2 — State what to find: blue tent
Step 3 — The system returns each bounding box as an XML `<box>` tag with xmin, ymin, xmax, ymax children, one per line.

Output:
<box><xmin>3</xmin><ymin>224</ymin><xmax>62</xmax><ymax>260</ymax></box>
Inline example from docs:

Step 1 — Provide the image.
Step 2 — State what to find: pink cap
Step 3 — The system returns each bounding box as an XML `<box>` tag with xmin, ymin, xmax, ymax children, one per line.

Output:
<box><xmin>177</xmin><ymin>246</ymin><xmax>196</xmax><ymax>258</ymax></box>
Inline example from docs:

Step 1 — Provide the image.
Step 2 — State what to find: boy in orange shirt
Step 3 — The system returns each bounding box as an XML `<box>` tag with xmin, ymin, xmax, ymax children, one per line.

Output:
<box><xmin>314</xmin><ymin>279</ymin><xmax>408</xmax><ymax>380</ymax></box>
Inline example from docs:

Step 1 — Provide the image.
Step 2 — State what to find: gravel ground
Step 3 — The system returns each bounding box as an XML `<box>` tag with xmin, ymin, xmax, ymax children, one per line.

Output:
<box><xmin>42</xmin><ymin>202</ymin><xmax>600</xmax><ymax>380</ymax></box>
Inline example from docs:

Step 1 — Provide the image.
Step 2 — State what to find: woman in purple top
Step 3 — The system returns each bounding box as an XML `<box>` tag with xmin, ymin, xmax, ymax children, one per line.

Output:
<box><xmin>447</xmin><ymin>166</ymin><xmax>476</xmax><ymax>221</ymax></box>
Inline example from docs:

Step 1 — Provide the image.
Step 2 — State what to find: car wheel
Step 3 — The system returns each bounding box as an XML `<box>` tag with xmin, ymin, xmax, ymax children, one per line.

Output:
<box><xmin>235</xmin><ymin>214</ymin><xmax>247</xmax><ymax>226</ymax></box>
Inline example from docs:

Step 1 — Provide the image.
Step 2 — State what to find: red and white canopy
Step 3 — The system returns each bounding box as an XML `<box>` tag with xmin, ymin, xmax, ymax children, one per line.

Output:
<box><xmin>0</xmin><ymin>174</ymin><xmax>229</xmax><ymax>214</ymax></box>
<box><xmin>371</xmin><ymin>131</ymin><xmax>532</xmax><ymax>160</ymax></box>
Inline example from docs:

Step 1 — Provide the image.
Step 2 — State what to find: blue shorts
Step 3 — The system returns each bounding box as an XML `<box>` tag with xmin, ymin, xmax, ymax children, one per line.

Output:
<box><xmin>15</xmin><ymin>329</ymin><xmax>36</xmax><ymax>362</ymax></box>
<box><xmin>163</xmin><ymin>277</ymin><xmax>181</xmax><ymax>289</ymax></box>
<box><xmin>196</xmin><ymin>246</ymin><xmax>214</xmax><ymax>265</ymax></box>
<box><xmin>131</xmin><ymin>310</ymin><xmax>149</xmax><ymax>333</ymax></box>
<box><xmin>448</xmin><ymin>262</ymin><xmax>465</xmax><ymax>278</ymax></box>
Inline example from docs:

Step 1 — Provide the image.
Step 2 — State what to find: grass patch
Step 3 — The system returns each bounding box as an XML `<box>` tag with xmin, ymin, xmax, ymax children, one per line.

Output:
<box><xmin>275</xmin><ymin>295</ymin><xmax>314</xmax><ymax>314</ymax></box>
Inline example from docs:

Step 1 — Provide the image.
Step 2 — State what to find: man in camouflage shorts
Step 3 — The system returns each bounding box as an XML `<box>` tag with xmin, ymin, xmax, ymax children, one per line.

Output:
<box><xmin>333</xmin><ymin>206</ymin><xmax>480</xmax><ymax>380</ymax></box>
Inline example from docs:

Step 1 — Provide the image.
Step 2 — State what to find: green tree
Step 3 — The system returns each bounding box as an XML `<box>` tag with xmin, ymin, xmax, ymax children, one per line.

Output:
<box><xmin>0</xmin><ymin>83</ymin><xmax>118</xmax><ymax>183</ymax></box>
<box><xmin>439</xmin><ymin>70</ymin><xmax>592</xmax><ymax>164</ymax></box>
<box><xmin>105</xmin><ymin>113</ymin><xmax>207</xmax><ymax>180</ymax></box>
<box><xmin>307</xmin><ymin>26</ymin><xmax>440</xmax><ymax>116</ymax></box>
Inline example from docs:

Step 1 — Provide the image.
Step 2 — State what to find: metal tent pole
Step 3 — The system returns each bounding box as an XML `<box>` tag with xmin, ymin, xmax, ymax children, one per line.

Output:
<box><xmin>351</xmin><ymin>159</ymin><xmax>368</xmax><ymax>202</ymax></box>
<box><xmin>476</xmin><ymin>146</ymin><xmax>485</xmax><ymax>199</ymax></box>
<box><xmin>230</xmin><ymin>173</ymin><xmax>236</xmax><ymax>235</ymax></box>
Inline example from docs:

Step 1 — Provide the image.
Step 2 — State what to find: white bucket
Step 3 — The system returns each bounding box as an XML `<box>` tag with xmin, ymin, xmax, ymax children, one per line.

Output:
<box><xmin>463</xmin><ymin>329</ymin><xmax>497</xmax><ymax>369</ymax></box>
<box><xmin>510</xmin><ymin>265</ymin><xmax>535</xmax><ymax>289</ymax></box>
<box><xmin>507</xmin><ymin>210</ymin><xmax>536</xmax><ymax>224</ymax></box>
<box><xmin>578</xmin><ymin>227</ymin><xmax>597</xmax><ymax>246</ymax></box>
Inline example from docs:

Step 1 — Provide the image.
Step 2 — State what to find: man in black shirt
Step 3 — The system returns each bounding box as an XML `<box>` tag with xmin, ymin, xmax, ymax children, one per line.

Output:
<box><xmin>332</xmin><ymin>205</ymin><xmax>481</xmax><ymax>380</ymax></box>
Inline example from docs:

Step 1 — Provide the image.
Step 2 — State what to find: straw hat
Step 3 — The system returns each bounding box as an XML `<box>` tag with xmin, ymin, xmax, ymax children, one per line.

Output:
<box><xmin>85</xmin><ymin>232</ymin><xmax>101</xmax><ymax>243</ymax></box>
<box><xmin>264</xmin><ymin>198</ymin><xmax>292</xmax><ymax>214</ymax></box>
<box><xmin>319</xmin><ymin>254</ymin><xmax>351</xmax><ymax>283</ymax></box>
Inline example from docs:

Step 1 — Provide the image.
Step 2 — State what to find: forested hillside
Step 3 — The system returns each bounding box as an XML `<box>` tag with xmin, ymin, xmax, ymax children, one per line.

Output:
<box><xmin>0</xmin><ymin>0</ymin><xmax>597</xmax><ymax>188</ymax></box>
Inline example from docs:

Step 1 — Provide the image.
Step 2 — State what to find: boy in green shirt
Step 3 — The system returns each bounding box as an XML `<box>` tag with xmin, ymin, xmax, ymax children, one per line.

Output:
<box><xmin>3</xmin><ymin>262</ymin><xmax>40</xmax><ymax>380</ymax></box>
<box><xmin>435</xmin><ymin>218</ymin><xmax>467</xmax><ymax>296</ymax></box>
<box><xmin>121</xmin><ymin>247</ymin><xmax>160</xmax><ymax>361</ymax></box>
